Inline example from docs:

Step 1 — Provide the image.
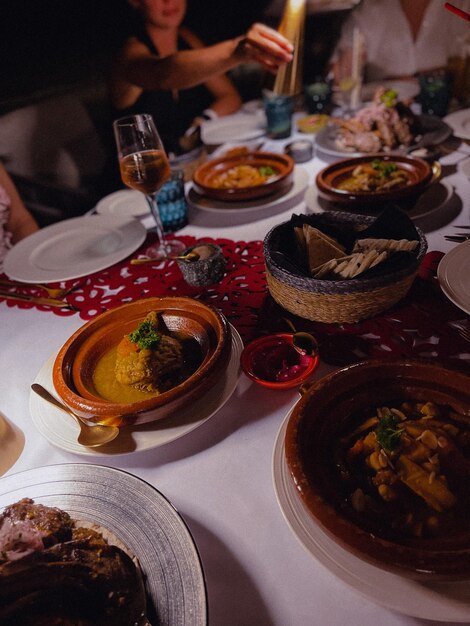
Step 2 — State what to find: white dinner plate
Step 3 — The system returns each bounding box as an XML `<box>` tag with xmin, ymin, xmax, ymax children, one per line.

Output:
<box><xmin>30</xmin><ymin>324</ymin><xmax>242</xmax><ymax>456</ymax></box>
<box><xmin>241</xmin><ymin>99</ymin><xmax>263</xmax><ymax>114</ymax></box>
<box><xmin>443</xmin><ymin>108</ymin><xmax>470</xmax><ymax>140</ymax></box>
<box><xmin>458</xmin><ymin>157</ymin><xmax>470</xmax><ymax>179</ymax></box>
<box><xmin>272</xmin><ymin>413</ymin><xmax>470</xmax><ymax>622</ymax></box>
<box><xmin>3</xmin><ymin>214</ymin><xmax>147</xmax><ymax>283</ymax></box>
<box><xmin>201</xmin><ymin>113</ymin><xmax>266</xmax><ymax>145</ymax></box>
<box><xmin>95</xmin><ymin>189</ymin><xmax>149</xmax><ymax>217</ymax></box>
<box><xmin>0</xmin><ymin>464</ymin><xmax>207</xmax><ymax>626</ymax></box>
<box><xmin>437</xmin><ymin>240</ymin><xmax>470</xmax><ymax>315</ymax></box>
<box><xmin>304</xmin><ymin>178</ymin><xmax>453</xmax><ymax>221</ymax></box>
<box><xmin>187</xmin><ymin>166</ymin><xmax>308</xmax><ymax>213</ymax></box>
<box><xmin>315</xmin><ymin>114</ymin><xmax>452</xmax><ymax>159</ymax></box>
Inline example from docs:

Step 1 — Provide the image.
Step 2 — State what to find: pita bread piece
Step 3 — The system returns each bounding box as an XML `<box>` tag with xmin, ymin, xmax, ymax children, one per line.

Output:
<box><xmin>304</xmin><ymin>225</ymin><xmax>345</xmax><ymax>273</ymax></box>
<box><xmin>313</xmin><ymin>249</ymin><xmax>388</xmax><ymax>279</ymax></box>
<box><xmin>353</xmin><ymin>238</ymin><xmax>418</xmax><ymax>253</ymax></box>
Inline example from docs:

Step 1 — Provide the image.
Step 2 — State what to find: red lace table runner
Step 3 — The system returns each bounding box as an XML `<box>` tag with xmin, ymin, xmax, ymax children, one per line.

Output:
<box><xmin>1</xmin><ymin>236</ymin><xmax>469</xmax><ymax>371</ymax></box>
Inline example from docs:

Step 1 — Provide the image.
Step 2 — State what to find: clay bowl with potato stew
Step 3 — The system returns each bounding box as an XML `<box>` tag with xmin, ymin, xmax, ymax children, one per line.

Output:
<box><xmin>192</xmin><ymin>151</ymin><xmax>294</xmax><ymax>201</ymax></box>
<box><xmin>315</xmin><ymin>153</ymin><xmax>438</xmax><ymax>210</ymax></box>
<box><xmin>285</xmin><ymin>359</ymin><xmax>470</xmax><ymax>580</ymax></box>
<box><xmin>52</xmin><ymin>297</ymin><xmax>231</xmax><ymax>427</ymax></box>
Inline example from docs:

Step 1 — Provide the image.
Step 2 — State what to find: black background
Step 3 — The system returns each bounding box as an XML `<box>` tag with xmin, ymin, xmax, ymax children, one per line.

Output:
<box><xmin>0</xmin><ymin>0</ymin><xmax>345</xmax><ymax>111</ymax></box>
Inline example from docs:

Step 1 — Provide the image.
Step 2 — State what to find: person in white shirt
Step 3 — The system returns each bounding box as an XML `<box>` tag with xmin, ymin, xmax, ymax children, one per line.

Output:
<box><xmin>330</xmin><ymin>0</ymin><xmax>470</xmax><ymax>84</ymax></box>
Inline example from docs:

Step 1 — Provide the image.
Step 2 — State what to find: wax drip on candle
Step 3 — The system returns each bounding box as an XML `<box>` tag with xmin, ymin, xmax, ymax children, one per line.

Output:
<box><xmin>273</xmin><ymin>0</ymin><xmax>306</xmax><ymax>97</ymax></box>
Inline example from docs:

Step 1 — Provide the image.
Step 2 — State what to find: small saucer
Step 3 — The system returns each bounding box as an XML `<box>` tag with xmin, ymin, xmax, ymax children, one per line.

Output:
<box><xmin>285</xmin><ymin>140</ymin><xmax>313</xmax><ymax>163</ymax></box>
<box><xmin>240</xmin><ymin>333</ymin><xmax>319</xmax><ymax>390</ymax></box>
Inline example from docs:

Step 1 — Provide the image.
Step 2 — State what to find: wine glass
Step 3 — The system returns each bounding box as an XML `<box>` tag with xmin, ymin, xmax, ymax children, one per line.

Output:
<box><xmin>113</xmin><ymin>113</ymin><xmax>186</xmax><ymax>260</ymax></box>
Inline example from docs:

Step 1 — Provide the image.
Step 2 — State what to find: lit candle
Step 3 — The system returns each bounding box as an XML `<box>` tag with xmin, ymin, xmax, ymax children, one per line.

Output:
<box><xmin>273</xmin><ymin>0</ymin><xmax>307</xmax><ymax>97</ymax></box>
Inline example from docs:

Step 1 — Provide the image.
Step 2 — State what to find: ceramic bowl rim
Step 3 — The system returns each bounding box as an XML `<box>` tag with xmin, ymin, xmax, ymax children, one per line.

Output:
<box><xmin>284</xmin><ymin>358</ymin><xmax>470</xmax><ymax>579</ymax></box>
<box><xmin>52</xmin><ymin>296</ymin><xmax>231</xmax><ymax>419</ymax></box>
<box><xmin>315</xmin><ymin>153</ymin><xmax>433</xmax><ymax>206</ymax></box>
<box><xmin>192</xmin><ymin>151</ymin><xmax>295</xmax><ymax>201</ymax></box>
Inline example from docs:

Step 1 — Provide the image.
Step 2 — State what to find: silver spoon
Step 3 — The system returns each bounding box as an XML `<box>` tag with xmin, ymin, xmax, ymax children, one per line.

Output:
<box><xmin>31</xmin><ymin>383</ymin><xmax>120</xmax><ymax>447</ymax></box>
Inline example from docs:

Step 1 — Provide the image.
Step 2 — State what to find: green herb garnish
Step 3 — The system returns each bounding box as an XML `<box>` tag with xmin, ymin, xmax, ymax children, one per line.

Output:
<box><xmin>371</xmin><ymin>159</ymin><xmax>398</xmax><ymax>177</ymax></box>
<box><xmin>380</xmin><ymin>89</ymin><xmax>398</xmax><ymax>107</ymax></box>
<box><xmin>258</xmin><ymin>166</ymin><xmax>276</xmax><ymax>177</ymax></box>
<box><xmin>129</xmin><ymin>320</ymin><xmax>161</xmax><ymax>350</ymax></box>
<box><xmin>376</xmin><ymin>413</ymin><xmax>404</xmax><ymax>451</ymax></box>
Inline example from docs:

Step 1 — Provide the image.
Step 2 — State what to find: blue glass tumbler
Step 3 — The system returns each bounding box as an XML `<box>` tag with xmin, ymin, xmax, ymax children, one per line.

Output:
<box><xmin>263</xmin><ymin>93</ymin><xmax>293</xmax><ymax>139</ymax></box>
<box><xmin>418</xmin><ymin>72</ymin><xmax>452</xmax><ymax>118</ymax></box>
<box><xmin>156</xmin><ymin>170</ymin><xmax>188</xmax><ymax>232</ymax></box>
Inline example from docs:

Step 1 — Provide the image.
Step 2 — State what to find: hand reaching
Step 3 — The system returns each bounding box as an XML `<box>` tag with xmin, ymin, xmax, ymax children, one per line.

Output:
<box><xmin>235</xmin><ymin>23</ymin><xmax>293</xmax><ymax>73</ymax></box>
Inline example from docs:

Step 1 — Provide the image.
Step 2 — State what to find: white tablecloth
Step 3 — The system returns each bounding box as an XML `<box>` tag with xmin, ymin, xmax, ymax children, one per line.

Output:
<box><xmin>1</xmin><ymin>121</ymin><xmax>470</xmax><ymax>626</ymax></box>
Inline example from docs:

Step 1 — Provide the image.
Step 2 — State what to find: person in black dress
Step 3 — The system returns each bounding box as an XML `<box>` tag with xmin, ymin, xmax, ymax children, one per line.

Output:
<box><xmin>109</xmin><ymin>0</ymin><xmax>293</xmax><ymax>156</ymax></box>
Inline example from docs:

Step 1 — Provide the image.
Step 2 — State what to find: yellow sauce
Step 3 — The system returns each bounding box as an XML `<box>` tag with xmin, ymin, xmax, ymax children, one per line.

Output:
<box><xmin>92</xmin><ymin>346</ymin><xmax>159</xmax><ymax>403</ymax></box>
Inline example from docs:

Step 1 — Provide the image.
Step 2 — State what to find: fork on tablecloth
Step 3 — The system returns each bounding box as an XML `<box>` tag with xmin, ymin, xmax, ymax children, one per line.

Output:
<box><xmin>0</xmin><ymin>290</ymin><xmax>77</xmax><ymax>309</ymax></box>
<box><xmin>0</xmin><ymin>279</ymin><xmax>78</xmax><ymax>299</ymax></box>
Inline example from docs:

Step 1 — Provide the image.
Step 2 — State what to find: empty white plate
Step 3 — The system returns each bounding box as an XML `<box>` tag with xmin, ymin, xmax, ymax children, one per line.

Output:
<box><xmin>437</xmin><ymin>240</ymin><xmax>470</xmax><ymax>315</ymax></box>
<box><xmin>95</xmin><ymin>189</ymin><xmax>149</xmax><ymax>217</ymax></box>
<box><xmin>444</xmin><ymin>108</ymin><xmax>470</xmax><ymax>140</ymax></box>
<box><xmin>3</xmin><ymin>214</ymin><xmax>147</xmax><ymax>283</ymax></box>
<box><xmin>201</xmin><ymin>113</ymin><xmax>266</xmax><ymax>145</ymax></box>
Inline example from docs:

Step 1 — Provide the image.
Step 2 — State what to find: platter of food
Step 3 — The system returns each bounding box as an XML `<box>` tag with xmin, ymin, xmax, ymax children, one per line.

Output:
<box><xmin>188</xmin><ymin>166</ymin><xmax>308</xmax><ymax>213</ymax></box>
<box><xmin>0</xmin><ymin>464</ymin><xmax>207</xmax><ymax>625</ymax></box>
<box><xmin>192</xmin><ymin>151</ymin><xmax>294</xmax><ymax>202</ymax></box>
<box><xmin>315</xmin><ymin>153</ymin><xmax>436</xmax><ymax>209</ymax></box>
<box><xmin>52</xmin><ymin>297</ymin><xmax>232</xmax><ymax>426</ymax></box>
<box><xmin>305</xmin><ymin>178</ymin><xmax>454</xmax><ymax>221</ymax></box>
<box><xmin>316</xmin><ymin>114</ymin><xmax>451</xmax><ymax>158</ymax></box>
<box><xmin>283</xmin><ymin>359</ymin><xmax>470</xmax><ymax>581</ymax></box>
<box><xmin>30</xmin><ymin>324</ymin><xmax>242</xmax><ymax>456</ymax></box>
<box><xmin>273</xmin><ymin>412</ymin><xmax>470</xmax><ymax>621</ymax></box>
<box><xmin>315</xmin><ymin>88</ymin><xmax>451</xmax><ymax>158</ymax></box>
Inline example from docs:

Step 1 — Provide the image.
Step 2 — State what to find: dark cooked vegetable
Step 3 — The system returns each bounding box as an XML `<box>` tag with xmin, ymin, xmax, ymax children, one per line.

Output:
<box><xmin>397</xmin><ymin>455</ymin><xmax>456</xmax><ymax>512</ymax></box>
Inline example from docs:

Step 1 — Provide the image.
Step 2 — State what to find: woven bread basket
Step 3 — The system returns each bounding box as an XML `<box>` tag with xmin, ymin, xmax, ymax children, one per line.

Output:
<box><xmin>264</xmin><ymin>211</ymin><xmax>427</xmax><ymax>324</ymax></box>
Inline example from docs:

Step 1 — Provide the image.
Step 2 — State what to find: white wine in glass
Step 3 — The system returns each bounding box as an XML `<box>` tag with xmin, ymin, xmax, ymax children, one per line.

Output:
<box><xmin>113</xmin><ymin>113</ymin><xmax>185</xmax><ymax>259</ymax></box>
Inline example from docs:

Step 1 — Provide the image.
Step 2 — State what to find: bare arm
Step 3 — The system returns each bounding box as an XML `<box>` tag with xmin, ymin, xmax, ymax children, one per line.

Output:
<box><xmin>0</xmin><ymin>165</ymin><xmax>39</xmax><ymax>243</ymax></box>
<box><xmin>111</xmin><ymin>23</ymin><xmax>293</xmax><ymax>95</ymax></box>
<box><xmin>180</xmin><ymin>27</ymin><xmax>242</xmax><ymax>119</ymax></box>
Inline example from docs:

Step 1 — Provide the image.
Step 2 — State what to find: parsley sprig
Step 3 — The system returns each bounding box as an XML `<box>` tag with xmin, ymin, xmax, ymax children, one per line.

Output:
<box><xmin>128</xmin><ymin>320</ymin><xmax>161</xmax><ymax>350</ymax></box>
<box><xmin>380</xmin><ymin>89</ymin><xmax>398</xmax><ymax>107</ymax></box>
<box><xmin>371</xmin><ymin>158</ymin><xmax>398</xmax><ymax>177</ymax></box>
<box><xmin>376</xmin><ymin>413</ymin><xmax>404</xmax><ymax>452</ymax></box>
<box><xmin>258</xmin><ymin>165</ymin><xmax>276</xmax><ymax>177</ymax></box>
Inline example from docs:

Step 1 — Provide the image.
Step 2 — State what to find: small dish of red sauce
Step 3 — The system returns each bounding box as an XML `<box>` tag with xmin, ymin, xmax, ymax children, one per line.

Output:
<box><xmin>240</xmin><ymin>333</ymin><xmax>319</xmax><ymax>390</ymax></box>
